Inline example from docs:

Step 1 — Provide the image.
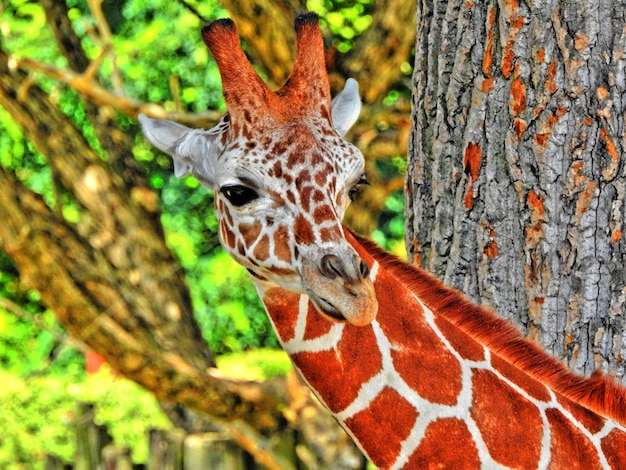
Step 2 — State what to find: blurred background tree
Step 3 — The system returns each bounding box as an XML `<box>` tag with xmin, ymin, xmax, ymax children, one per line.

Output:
<box><xmin>0</xmin><ymin>0</ymin><xmax>413</xmax><ymax>467</ymax></box>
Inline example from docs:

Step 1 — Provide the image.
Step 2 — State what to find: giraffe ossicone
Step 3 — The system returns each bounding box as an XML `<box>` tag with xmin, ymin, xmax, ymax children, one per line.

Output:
<box><xmin>141</xmin><ymin>13</ymin><xmax>626</xmax><ymax>470</ymax></box>
<box><xmin>140</xmin><ymin>13</ymin><xmax>377</xmax><ymax>327</ymax></box>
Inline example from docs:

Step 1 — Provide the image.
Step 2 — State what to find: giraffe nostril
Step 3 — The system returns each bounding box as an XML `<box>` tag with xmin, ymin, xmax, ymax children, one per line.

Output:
<box><xmin>359</xmin><ymin>260</ymin><xmax>370</xmax><ymax>279</ymax></box>
<box><xmin>321</xmin><ymin>254</ymin><xmax>369</xmax><ymax>282</ymax></box>
<box><xmin>321</xmin><ymin>254</ymin><xmax>343</xmax><ymax>279</ymax></box>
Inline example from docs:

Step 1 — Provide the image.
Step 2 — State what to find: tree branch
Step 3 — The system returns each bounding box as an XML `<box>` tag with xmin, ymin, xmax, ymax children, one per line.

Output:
<box><xmin>14</xmin><ymin>57</ymin><xmax>222</xmax><ymax>127</ymax></box>
<box><xmin>0</xmin><ymin>296</ymin><xmax>89</xmax><ymax>354</ymax></box>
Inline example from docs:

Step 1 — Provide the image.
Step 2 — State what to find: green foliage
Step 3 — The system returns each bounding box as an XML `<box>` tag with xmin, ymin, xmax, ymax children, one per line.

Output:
<box><xmin>216</xmin><ymin>348</ymin><xmax>292</xmax><ymax>381</ymax></box>
<box><xmin>0</xmin><ymin>369</ymin><xmax>171</xmax><ymax>468</ymax></box>
<box><xmin>0</xmin><ymin>348</ymin><xmax>291</xmax><ymax>469</ymax></box>
<box><xmin>308</xmin><ymin>0</ymin><xmax>374</xmax><ymax>52</ymax></box>
<box><xmin>371</xmin><ymin>156</ymin><xmax>408</xmax><ymax>257</ymax></box>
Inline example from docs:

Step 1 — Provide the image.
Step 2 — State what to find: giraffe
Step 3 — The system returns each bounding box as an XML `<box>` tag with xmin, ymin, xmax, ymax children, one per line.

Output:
<box><xmin>140</xmin><ymin>13</ymin><xmax>626</xmax><ymax>469</ymax></box>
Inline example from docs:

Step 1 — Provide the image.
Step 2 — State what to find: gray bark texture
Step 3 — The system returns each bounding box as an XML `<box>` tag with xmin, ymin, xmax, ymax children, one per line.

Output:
<box><xmin>406</xmin><ymin>0</ymin><xmax>626</xmax><ymax>383</ymax></box>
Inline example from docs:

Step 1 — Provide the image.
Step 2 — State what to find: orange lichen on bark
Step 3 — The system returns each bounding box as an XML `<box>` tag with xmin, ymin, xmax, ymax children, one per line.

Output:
<box><xmin>500</xmin><ymin>4</ymin><xmax>525</xmax><ymax>79</ymax></box>
<box><xmin>597</xmin><ymin>87</ymin><xmax>610</xmax><ymax>101</ymax></box>
<box><xmin>611</xmin><ymin>229</ymin><xmax>622</xmax><ymax>244</ymax></box>
<box><xmin>575</xmin><ymin>181</ymin><xmax>597</xmax><ymax>220</ymax></box>
<box><xmin>534</xmin><ymin>106</ymin><xmax>568</xmax><ymax>147</ymax></box>
<box><xmin>464</xmin><ymin>143</ymin><xmax>482</xmax><ymax>182</ymax></box>
<box><xmin>482</xmin><ymin>77</ymin><xmax>495</xmax><ymax>93</ymax></box>
<box><xmin>600</xmin><ymin>128</ymin><xmax>619</xmax><ymax>161</ymax></box>
<box><xmin>535</xmin><ymin>47</ymin><xmax>546</xmax><ymax>64</ymax></box>
<box><xmin>483</xmin><ymin>240</ymin><xmax>499</xmax><ymax>258</ymax></box>
<box><xmin>482</xmin><ymin>6</ymin><xmax>497</xmax><ymax>90</ymax></box>
<box><xmin>483</xmin><ymin>226</ymin><xmax>499</xmax><ymax>258</ymax></box>
<box><xmin>483</xmin><ymin>6</ymin><xmax>496</xmax><ymax>64</ymax></box>
<box><xmin>463</xmin><ymin>143</ymin><xmax>481</xmax><ymax>208</ymax></box>
<box><xmin>464</xmin><ymin>186</ymin><xmax>474</xmax><ymax>209</ymax></box>
<box><xmin>574</xmin><ymin>32</ymin><xmax>589</xmax><ymax>51</ymax></box>
<box><xmin>502</xmin><ymin>45</ymin><xmax>516</xmax><ymax>79</ymax></box>
<box><xmin>513</xmin><ymin>118</ymin><xmax>527</xmax><ymax>140</ymax></box>
<box><xmin>527</xmin><ymin>190</ymin><xmax>545</xmax><ymax>215</ymax></box>
<box><xmin>545</xmin><ymin>59</ymin><xmax>558</xmax><ymax>94</ymax></box>
<box><xmin>510</xmin><ymin>78</ymin><xmax>527</xmax><ymax>116</ymax></box>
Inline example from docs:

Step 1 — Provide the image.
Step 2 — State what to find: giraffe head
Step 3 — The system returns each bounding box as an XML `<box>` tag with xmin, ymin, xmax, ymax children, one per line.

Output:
<box><xmin>140</xmin><ymin>13</ymin><xmax>377</xmax><ymax>326</ymax></box>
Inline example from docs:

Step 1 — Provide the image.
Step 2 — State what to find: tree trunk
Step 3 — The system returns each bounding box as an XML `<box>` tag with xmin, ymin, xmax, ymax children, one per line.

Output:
<box><xmin>406</xmin><ymin>0</ymin><xmax>626</xmax><ymax>382</ymax></box>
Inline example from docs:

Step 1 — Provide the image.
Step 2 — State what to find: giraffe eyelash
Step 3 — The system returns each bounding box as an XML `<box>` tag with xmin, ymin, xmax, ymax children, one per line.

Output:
<box><xmin>348</xmin><ymin>174</ymin><xmax>370</xmax><ymax>201</ymax></box>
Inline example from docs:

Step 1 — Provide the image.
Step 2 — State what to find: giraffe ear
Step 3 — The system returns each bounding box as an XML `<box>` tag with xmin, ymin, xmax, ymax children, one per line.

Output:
<box><xmin>139</xmin><ymin>114</ymin><xmax>226</xmax><ymax>188</ymax></box>
<box><xmin>331</xmin><ymin>79</ymin><xmax>362</xmax><ymax>137</ymax></box>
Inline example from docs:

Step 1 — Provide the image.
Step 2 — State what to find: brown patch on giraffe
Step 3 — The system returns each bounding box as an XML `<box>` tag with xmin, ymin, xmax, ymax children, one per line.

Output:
<box><xmin>253</xmin><ymin>234</ymin><xmax>270</xmax><ymax>261</ymax></box>
<box><xmin>377</xmin><ymin>271</ymin><xmax>462</xmax><ymax>405</ymax></box>
<box><xmin>274</xmin><ymin>225</ymin><xmax>291</xmax><ymax>263</ymax></box>
<box><xmin>271</xmin><ymin>141</ymin><xmax>288</xmax><ymax>159</ymax></box>
<box><xmin>291</xmin><ymin>324</ymin><xmax>382</xmax><ymax>413</ymax></box>
<box><xmin>287</xmin><ymin>145</ymin><xmax>307</xmax><ymax>169</ymax></box>
<box><xmin>271</xmin><ymin>161</ymin><xmax>283</xmax><ymax>178</ymax></box>
<box><xmin>273</xmin><ymin>225</ymin><xmax>292</xmax><ymax>262</ymax></box>
<box><xmin>434</xmin><ymin>316</ymin><xmax>485</xmax><ymax>361</ymax></box>
<box><xmin>295</xmin><ymin>169</ymin><xmax>311</xmax><ymax>186</ymax></box>
<box><xmin>239</xmin><ymin>221</ymin><xmax>262</xmax><ymax>249</ymax></box>
<box><xmin>471</xmin><ymin>369</ymin><xmax>543</xmax><ymax>468</ymax></box>
<box><xmin>286</xmin><ymin>190</ymin><xmax>296</xmax><ymax>205</ymax></box>
<box><xmin>546</xmin><ymin>408</ymin><xmax>602</xmax><ymax>468</ymax></box>
<box><xmin>406</xmin><ymin>418</ymin><xmax>480</xmax><ymax>469</ymax></box>
<box><xmin>312</xmin><ymin>189</ymin><xmax>326</xmax><ymax>203</ymax></box>
<box><xmin>320</xmin><ymin>226</ymin><xmax>342</xmax><ymax>243</ymax></box>
<box><xmin>491</xmin><ymin>354</ymin><xmax>551</xmax><ymax>401</ymax></box>
<box><xmin>303</xmin><ymin>301</ymin><xmax>334</xmax><ymax>340</ymax></box>
<box><xmin>216</xmin><ymin>198</ymin><xmax>225</xmax><ymax>214</ymax></box>
<box><xmin>344</xmin><ymin>387</ymin><xmax>418</xmax><ymax>469</ymax></box>
<box><xmin>555</xmin><ymin>394</ymin><xmax>605</xmax><ymax>434</ymax></box>
<box><xmin>602</xmin><ymin>428</ymin><xmax>626</xmax><ymax>469</ymax></box>
<box><xmin>220</xmin><ymin>221</ymin><xmax>237</xmax><ymax>250</ymax></box>
<box><xmin>294</xmin><ymin>215</ymin><xmax>315</xmax><ymax>245</ymax></box>
<box><xmin>236</xmin><ymin>240</ymin><xmax>245</xmax><ymax>256</ymax></box>
<box><xmin>299</xmin><ymin>185</ymin><xmax>314</xmax><ymax>212</ymax></box>
<box><xmin>313</xmin><ymin>204</ymin><xmax>336</xmax><ymax>224</ymax></box>
<box><xmin>262</xmin><ymin>287</ymin><xmax>300</xmax><ymax>342</ymax></box>
<box><xmin>314</xmin><ymin>169</ymin><xmax>330</xmax><ymax>187</ymax></box>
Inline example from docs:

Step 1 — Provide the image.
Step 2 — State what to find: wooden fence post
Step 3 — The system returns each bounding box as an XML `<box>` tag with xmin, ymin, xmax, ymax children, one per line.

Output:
<box><xmin>148</xmin><ymin>428</ymin><xmax>186</xmax><ymax>470</ymax></box>
<box><xmin>183</xmin><ymin>433</ymin><xmax>246</xmax><ymax>470</ymax></box>
<box><xmin>73</xmin><ymin>402</ymin><xmax>113</xmax><ymax>470</ymax></box>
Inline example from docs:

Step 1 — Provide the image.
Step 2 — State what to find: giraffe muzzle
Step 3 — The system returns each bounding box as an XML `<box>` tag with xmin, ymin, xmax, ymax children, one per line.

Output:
<box><xmin>303</xmin><ymin>252</ymin><xmax>378</xmax><ymax>326</ymax></box>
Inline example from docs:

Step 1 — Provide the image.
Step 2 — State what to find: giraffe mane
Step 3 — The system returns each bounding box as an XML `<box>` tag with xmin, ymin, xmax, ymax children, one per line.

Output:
<box><xmin>347</xmin><ymin>228</ymin><xmax>626</xmax><ymax>426</ymax></box>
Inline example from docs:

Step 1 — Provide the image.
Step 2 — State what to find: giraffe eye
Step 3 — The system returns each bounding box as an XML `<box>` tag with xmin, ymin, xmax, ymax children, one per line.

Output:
<box><xmin>348</xmin><ymin>174</ymin><xmax>370</xmax><ymax>201</ymax></box>
<box><xmin>220</xmin><ymin>185</ymin><xmax>259</xmax><ymax>207</ymax></box>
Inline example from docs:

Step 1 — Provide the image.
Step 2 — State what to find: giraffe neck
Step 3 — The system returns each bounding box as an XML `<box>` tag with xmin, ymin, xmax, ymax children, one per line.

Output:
<box><xmin>257</xmin><ymin>229</ymin><xmax>626</xmax><ymax>469</ymax></box>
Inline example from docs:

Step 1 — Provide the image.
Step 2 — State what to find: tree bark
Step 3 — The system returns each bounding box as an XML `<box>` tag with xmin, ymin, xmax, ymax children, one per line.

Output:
<box><xmin>406</xmin><ymin>0</ymin><xmax>626</xmax><ymax>382</ymax></box>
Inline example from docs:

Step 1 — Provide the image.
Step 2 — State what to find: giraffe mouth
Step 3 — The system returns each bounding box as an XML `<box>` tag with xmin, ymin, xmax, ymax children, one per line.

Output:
<box><xmin>306</xmin><ymin>290</ymin><xmax>347</xmax><ymax>322</ymax></box>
